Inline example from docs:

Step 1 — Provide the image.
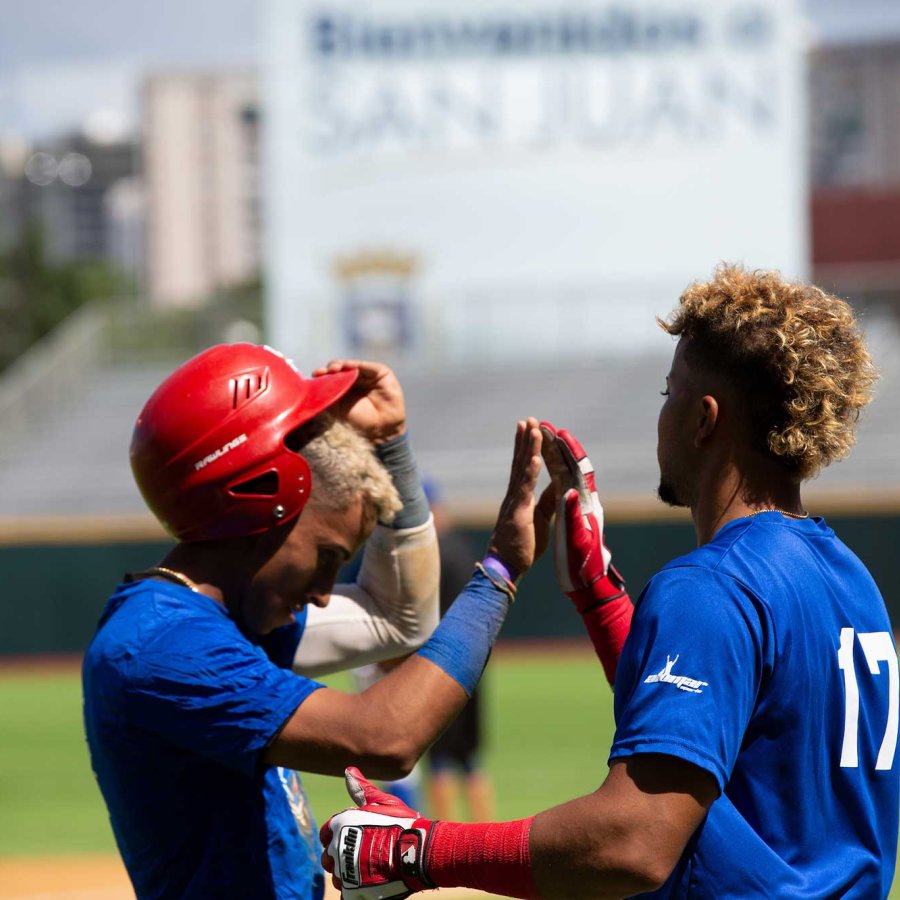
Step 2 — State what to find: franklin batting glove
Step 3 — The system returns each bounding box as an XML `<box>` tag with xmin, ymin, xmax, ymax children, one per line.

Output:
<box><xmin>320</xmin><ymin>767</ymin><xmax>436</xmax><ymax>900</ymax></box>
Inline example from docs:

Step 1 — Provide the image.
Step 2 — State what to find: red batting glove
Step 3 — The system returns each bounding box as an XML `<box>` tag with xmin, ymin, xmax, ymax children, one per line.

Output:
<box><xmin>540</xmin><ymin>423</ymin><xmax>633</xmax><ymax>684</ymax></box>
<box><xmin>320</xmin><ymin>767</ymin><xmax>435</xmax><ymax>900</ymax></box>
<box><xmin>540</xmin><ymin>422</ymin><xmax>626</xmax><ymax>611</ymax></box>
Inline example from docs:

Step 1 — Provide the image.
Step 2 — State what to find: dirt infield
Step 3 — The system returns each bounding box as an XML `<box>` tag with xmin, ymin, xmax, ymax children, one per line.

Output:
<box><xmin>0</xmin><ymin>855</ymin><xmax>132</xmax><ymax>900</ymax></box>
<box><xmin>0</xmin><ymin>855</ymin><xmax>498</xmax><ymax>899</ymax></box>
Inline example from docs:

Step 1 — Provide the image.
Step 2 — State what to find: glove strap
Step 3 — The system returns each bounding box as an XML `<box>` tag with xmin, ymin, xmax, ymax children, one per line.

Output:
<box><xmin>398</xmin><ymin>826</ymin><xmax>436</xmax><ymax>891</ymax></box>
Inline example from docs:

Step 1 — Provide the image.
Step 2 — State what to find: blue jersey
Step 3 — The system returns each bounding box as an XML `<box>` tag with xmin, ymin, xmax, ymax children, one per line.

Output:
<box><xmin>82</xmin><ymin>580</ymin><xmax>324</xmax><ymax>899</ymax></box>
<box><xmin>610</xmin><ymin>513</ymin><xmax>899</xmax><ymax>898</ymax></box>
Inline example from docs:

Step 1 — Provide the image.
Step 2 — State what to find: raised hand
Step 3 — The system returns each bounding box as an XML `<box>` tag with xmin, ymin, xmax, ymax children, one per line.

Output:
<box><xmin>313</xmin><ymin>359</ymin><xmax>406</xmax><ymax>444</ymax></box>
<box><xmin>540</xmin><ymin>423</ymin><xmax>632</xmax><ymax>685</ymax></box>
<box><xmin>486</xmin><ymin>418</ymin><xmax>556</xmax><ymax>578</ymax></box>
<box><xmin>539</xmin><ymin>422</ymin><xmax>625</xmax><ymax>609</ymax></box>
<box><xmin>320</xmin><ymin>767</ymin><xmax>435</xmax><ymax>899</ymax></box>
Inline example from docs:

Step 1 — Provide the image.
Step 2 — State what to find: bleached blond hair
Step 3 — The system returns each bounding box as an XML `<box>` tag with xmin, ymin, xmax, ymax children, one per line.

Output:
<box><xmin>659</xmin><ymin>264</ymin><xmax>878</xmax><ymax>479</ymax></box>
<box><xmin>296</xmin><ymin>418</ymin><xmax>402</xmax><ymax>522</ymax></box>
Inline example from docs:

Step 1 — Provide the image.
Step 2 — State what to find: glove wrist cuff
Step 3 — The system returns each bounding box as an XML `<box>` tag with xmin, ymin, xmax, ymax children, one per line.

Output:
<box><xmin>567</xmin><ymin>565</ymin><xmax>627</xmax><ymax>614</ymax></box>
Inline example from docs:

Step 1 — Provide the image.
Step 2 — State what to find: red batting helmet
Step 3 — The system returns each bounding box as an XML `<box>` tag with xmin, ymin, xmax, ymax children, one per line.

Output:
<box><xmin>130</xmin><ymin>343</ymin><xmax>358</xmax><ymax>542</ymax></box>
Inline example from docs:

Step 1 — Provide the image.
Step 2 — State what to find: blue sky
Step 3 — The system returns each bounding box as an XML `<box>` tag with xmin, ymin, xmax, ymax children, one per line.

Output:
<box><xmin>1</xmin><ymin>0</ymin><xmax>899</xmax><ymax>142</ymax></box>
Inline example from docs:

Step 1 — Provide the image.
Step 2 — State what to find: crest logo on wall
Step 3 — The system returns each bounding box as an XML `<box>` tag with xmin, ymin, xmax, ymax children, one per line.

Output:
<box><xmin>332</xmin><ymin>249</ymin><xmax>420</xmax><ymax>355</ymax></box>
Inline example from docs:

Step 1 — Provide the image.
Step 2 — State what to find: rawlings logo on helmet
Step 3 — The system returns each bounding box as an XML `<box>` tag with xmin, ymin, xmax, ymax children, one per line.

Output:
<box><xmin>194</xmin><ymin>434</ymin><xmax>248</xmax><ymax>471</ymax></box>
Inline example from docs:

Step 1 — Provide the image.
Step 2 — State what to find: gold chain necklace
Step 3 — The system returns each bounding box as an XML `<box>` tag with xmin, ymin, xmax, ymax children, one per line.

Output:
<box><xmin>128</xmin><ymin>566</ymin><xmax>200</xmax><ymax>592</ymax></box>
<box><xmin>746</xmin><ymin>508</ymin><xmax>809</xmax><ymax>520</ymax></box>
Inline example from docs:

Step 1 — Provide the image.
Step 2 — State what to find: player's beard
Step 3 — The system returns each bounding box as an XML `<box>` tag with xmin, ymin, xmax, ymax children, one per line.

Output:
<box><xmin>657</xmin><ymin>463</ymin><xmax>694</xmax><ymax>508</ymax></box>
<box><xmin>657</xmin><ymin>478</ymin><xmax>688</xmax><ymax>508</ymax></box>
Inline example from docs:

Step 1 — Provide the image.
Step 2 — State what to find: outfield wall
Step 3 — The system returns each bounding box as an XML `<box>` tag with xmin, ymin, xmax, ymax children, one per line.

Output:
<box><xmin>1</xmin><ymin>510</ymin><xmax>898</xmax><ymax>655</ymax></box>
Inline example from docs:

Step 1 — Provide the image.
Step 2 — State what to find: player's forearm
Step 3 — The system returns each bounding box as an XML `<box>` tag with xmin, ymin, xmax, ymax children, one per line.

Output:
<box><xmin>528</xmin><ymin>757</ymin><xmax>716</xmax><ymax>899</ymax></box>
<box><xmin>351</xmin><ymin>566</ymin><xmax>517</xmax><ymax>775</ymax></box>
<box><xmin>419</xmin><ymin>762</ymin><xmax>708</xmax><ymax>900</ymax></box>
<box><xmin>264</xmin><ymin>656</ymin><xmax>468</xmax><ymax>777</ymax></box>
<box><xmin>528</xmin><ymin>794</ymin><xmax>668</xmax><ymax>899</ymax></box>
<box><xmin>270</xmin><ymin>570</ymin><xmax>514</xmax><ymax>777</ymax></box>
<box><xmin>365</xmin><ymin>566</ymin><xmax>517</xmax><ymax>771</ymax></box>
<box><xmin>409</xmin><ymin>810</ymin><xmax>656</xmax><ymax>900</ymax></box>
<box><xmin>411</xmin><ymin>800</ymin><xmax>666</xmax><ymax>900</ymax></box>
<box><xmin>352</xmin><ymin>656</ymin><xmax>471</xmax><ymax>777</ymax></box>
<box><xmin>290</xmin><ymin>433</ymin><xmax>440</xmax><ymax>676</ymax></box>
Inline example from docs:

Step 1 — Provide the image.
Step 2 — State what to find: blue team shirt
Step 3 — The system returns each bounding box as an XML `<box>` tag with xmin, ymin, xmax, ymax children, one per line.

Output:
<box><xmin>610</xmin><ymin>513</ymin><xmax>899</xmax><ymax>898</ymax></box>
<box><xmin>82</xmin><ymin>580</ymin><xmax>325</xmax><ymax>899</ymax></box>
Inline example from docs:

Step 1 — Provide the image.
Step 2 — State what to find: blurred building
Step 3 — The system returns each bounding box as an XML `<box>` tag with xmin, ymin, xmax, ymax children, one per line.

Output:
<box><xmin>0</xmin><ymin>138</ymin><xmax>29</xmax><ymax>249</ymax></box>
<box><xmin>0</xmin><ymin>130</ymin><xmax>139</xmax><ymax>269</ymax></box>
<box><xmin>809</xmin><ymin>40</ymin><xmax>900</xmax><ymax>310</ymax></box>
<box><xmin>104</xmin><ymin>176</ymin><xmax>145</xmax><ymax>278</ymax></box>
<box><xmin>142</xmin><ymin>71</ymin><xmax>260</xmax><ymax>307</ymax></box>
<box><xmin>36</xmin><ymin>133</ymin><xmax>137</xmax><ymax>264</ymax></box>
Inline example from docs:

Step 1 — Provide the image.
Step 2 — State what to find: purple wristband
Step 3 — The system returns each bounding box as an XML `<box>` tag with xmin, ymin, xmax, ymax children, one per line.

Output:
<box><xmin>482</xmin><ymin>552</ymin><xmax>519</xmax><ymax>584</ymax></box>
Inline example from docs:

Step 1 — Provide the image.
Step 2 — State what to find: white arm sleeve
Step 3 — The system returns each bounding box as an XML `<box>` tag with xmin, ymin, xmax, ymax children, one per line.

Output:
<box><xmin>291</xmin><ymin>516</ymin><xmax>440</xmax><ymax>678</ymax></box>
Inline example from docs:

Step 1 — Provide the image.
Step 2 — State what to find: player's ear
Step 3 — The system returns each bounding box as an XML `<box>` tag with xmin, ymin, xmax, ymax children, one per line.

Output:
<box><xmin>694</xmin><ymin>395</ymin><xmax>719</xmax><ymax>447</ymax></box>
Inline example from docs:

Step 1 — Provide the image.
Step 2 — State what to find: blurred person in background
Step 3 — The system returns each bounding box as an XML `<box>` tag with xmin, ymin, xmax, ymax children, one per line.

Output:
<box><xmin>322</xmin><ymin>265</ymin><xmax>898</xmax><ymax>899</ymax></box>
<box><xmin>82</xmin><ymin>344</ymin><xmax>557</xmax><ymax>900</ymax></box>
<box><xmin>425</xmin><ymin>478</ymin><xmax>496</xmax><ymax>823</ymax></box>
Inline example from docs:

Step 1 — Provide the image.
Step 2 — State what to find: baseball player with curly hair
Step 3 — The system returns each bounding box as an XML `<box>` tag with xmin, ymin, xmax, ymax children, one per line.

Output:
<box><xmin>82</xmin><ymin>345</ymin><xmax>557</xmax><ymax>900</ymax></box>
<box><xmin>322</xmin><ymin>265</ymin><xmax>899</xmax><ymax>899</ymax></box>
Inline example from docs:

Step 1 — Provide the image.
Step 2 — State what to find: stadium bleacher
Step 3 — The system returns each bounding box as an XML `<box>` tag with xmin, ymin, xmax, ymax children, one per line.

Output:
<box><xmin>1</xmin><ymin>306</ymin><xmax>898</xmax><ymax>521</ymax></box>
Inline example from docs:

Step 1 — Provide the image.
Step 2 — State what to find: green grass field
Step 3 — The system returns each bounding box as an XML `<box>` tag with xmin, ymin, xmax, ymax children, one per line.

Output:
<box><xmin>0</xmin><ymin>651</ymin><xmax>897</xmax><ymax>897</ymax></box>
<box><xmin>0</xmin><ymin>652</ymin><xmax>613</xmax><ymax>858</ymax></box>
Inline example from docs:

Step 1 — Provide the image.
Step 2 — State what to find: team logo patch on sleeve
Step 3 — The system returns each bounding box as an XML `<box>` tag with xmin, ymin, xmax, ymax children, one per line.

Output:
<box><xmin>644</xmin><ymin>654</ymin><xmax>709</xmax><ymax>694</ymax></box>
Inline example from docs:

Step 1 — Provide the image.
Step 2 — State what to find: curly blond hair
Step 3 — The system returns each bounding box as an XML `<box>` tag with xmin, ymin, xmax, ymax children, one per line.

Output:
<box><xmin>294</xmin><ymin>417</ymin><xmax>402</xmax><ymax>522</ymax></box>
<box><xmin>659</xmin><ymin>264</ymin><xmax>878</xmax><ymax>479</ymax></box>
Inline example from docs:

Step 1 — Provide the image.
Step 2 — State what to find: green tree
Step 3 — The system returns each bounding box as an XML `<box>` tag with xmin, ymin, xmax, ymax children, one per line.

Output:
<box><xmin>0</xmin><ymin>222</ymin><xmax>128</xmax><ymax>371</ymax></box>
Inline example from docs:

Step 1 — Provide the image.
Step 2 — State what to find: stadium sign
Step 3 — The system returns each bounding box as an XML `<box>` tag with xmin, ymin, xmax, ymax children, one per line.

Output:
<box><xmin>263</xmin><ymin>0</ymin><xmax>806</xmax><ymax>362</ymax></box>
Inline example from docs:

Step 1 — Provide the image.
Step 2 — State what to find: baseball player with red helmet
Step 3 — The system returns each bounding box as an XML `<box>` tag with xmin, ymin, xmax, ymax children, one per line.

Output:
<box><xmin>82</xmin><ymin>344</ymin><xmax>556</xmax><ymax>900</ymax></box>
